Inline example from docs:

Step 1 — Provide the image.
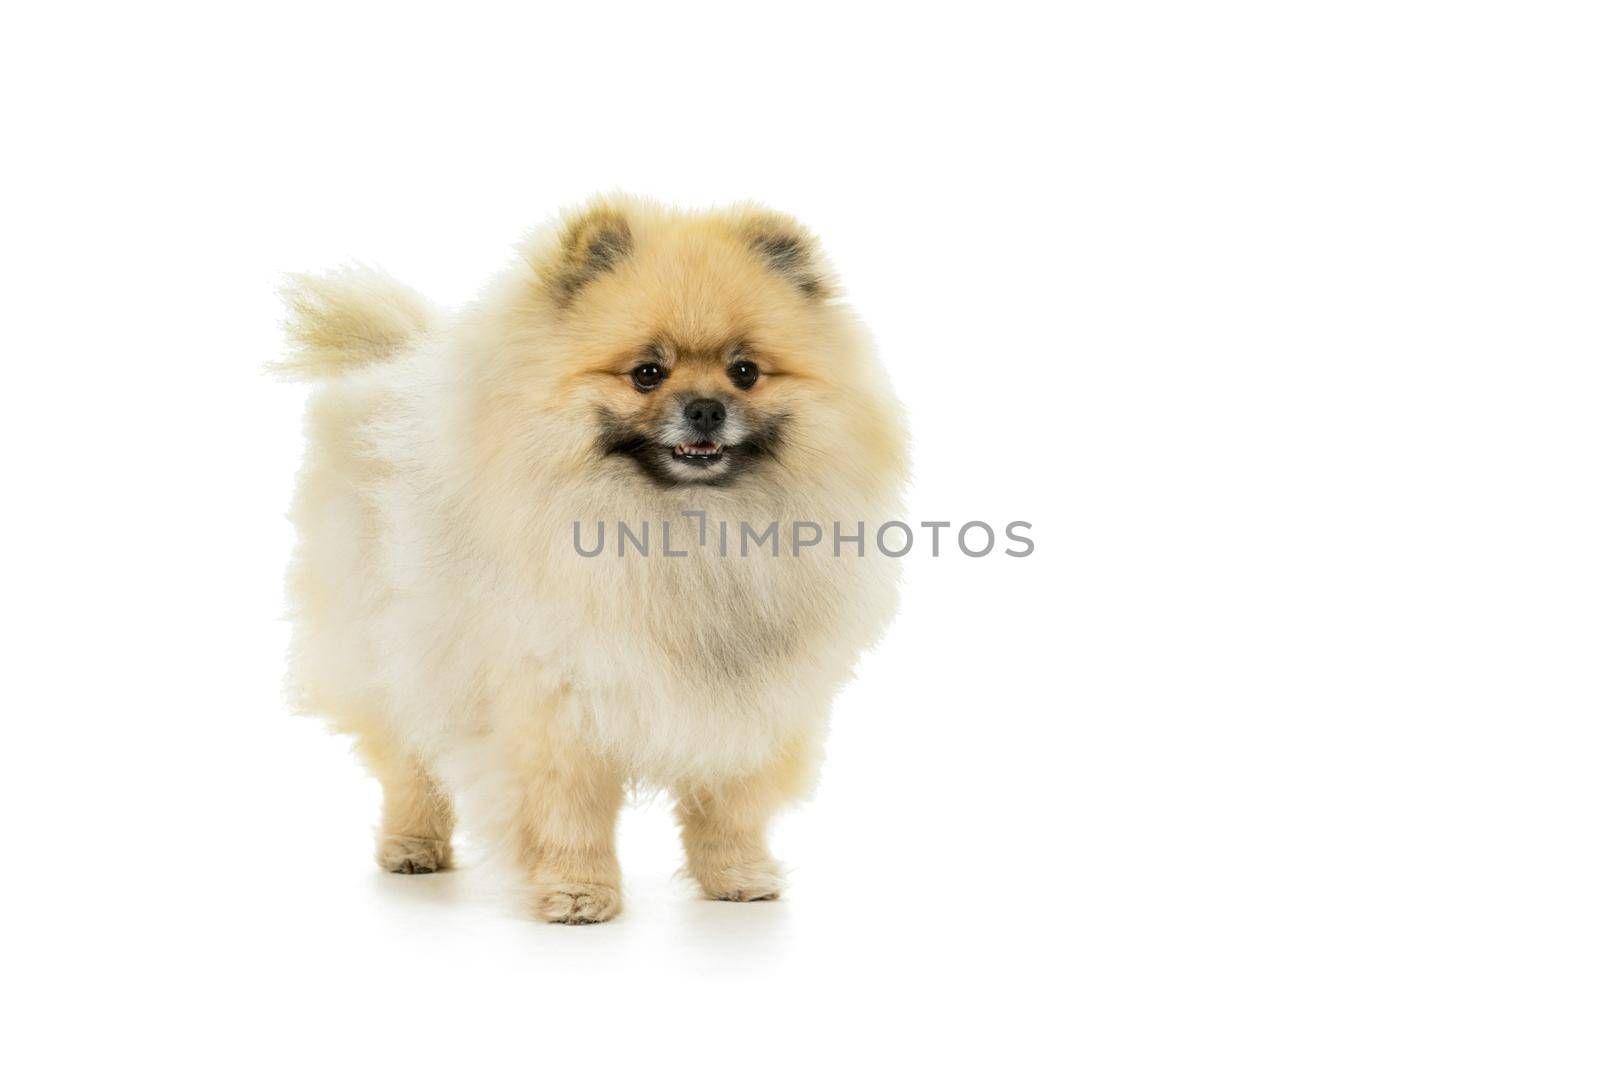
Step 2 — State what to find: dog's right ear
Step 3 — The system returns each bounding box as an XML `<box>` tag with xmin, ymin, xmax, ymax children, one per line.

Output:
<box><xmin>529</xmin><ymin>200</ymin><xmax>635</xmax><ymax>306</ymax></box>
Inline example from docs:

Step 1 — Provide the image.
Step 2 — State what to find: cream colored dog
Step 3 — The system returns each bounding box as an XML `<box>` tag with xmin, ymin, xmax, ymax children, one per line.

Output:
<box><xmin>279</xmin><ymin>197</ymin><xmax>907</xmax><ymax>922</ymax></box>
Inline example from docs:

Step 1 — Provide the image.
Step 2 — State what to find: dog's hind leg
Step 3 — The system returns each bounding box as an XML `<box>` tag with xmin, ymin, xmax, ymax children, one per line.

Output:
<box><xmin>353</xmin><ymin>727</ymin><xmax>455</xmax><ymax>874</ymax></box>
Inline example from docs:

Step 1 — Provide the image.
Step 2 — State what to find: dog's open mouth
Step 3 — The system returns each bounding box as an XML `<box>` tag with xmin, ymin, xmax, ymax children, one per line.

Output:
<box><xmin>672</xmin><ymin>441</ymin><xmax>725</xmax><ymax>466</ymax></box>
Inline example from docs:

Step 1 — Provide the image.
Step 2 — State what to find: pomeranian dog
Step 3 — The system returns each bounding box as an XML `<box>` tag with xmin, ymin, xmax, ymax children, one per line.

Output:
<box><xmin>278</xmin><ymin>196</ymin><xmax>907</xmax><ymax>922</ymax></box>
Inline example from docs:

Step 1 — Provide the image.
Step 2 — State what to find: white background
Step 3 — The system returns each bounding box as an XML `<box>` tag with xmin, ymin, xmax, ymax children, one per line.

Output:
<box><xmin>3</xmin><ymin>2</ymin><xmax>1596</xmax><ymax>1064</ymax></box>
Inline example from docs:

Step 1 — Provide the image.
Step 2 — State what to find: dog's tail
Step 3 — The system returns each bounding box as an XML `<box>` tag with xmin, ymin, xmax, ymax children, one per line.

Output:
<box><xmin>272</xmin><ymin>267</ymin><xmax>436</xmax><ymax>380</ymax></box>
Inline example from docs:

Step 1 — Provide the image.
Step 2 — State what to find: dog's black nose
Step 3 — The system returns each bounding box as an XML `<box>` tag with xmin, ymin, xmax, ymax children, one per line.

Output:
<box><xmin>683</xmin><ymin>398</ymin><xmax>726</xmax><ymax>435</ymax></box>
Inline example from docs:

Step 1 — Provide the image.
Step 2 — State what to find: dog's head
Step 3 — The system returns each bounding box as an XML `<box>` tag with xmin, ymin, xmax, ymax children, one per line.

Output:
<box><xmin>481</xmin><ymin>197</ymin><xmax>904</xmax><ymax>499</ymax></box>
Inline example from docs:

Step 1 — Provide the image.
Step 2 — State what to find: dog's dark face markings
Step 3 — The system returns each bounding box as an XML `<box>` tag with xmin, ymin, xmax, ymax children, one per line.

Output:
<box><xmin>594</xmin><ymin>338</ymin><xmax>791</xmax><ymax>488</ymax></box>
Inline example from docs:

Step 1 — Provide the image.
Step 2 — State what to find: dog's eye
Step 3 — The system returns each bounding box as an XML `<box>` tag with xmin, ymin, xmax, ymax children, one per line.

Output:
<box><xmin>631</xmin><ymin>363</ymin><xmax>664</xmax><ymax>391</ymax></box>
<box><xmin>728</xmin><ymin>361</ymin><xmax>760</xmax><ymax>390</ymax></box>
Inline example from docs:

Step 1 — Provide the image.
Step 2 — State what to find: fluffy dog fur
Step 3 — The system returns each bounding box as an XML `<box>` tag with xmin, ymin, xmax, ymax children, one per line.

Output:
<box><xmin>279</xmin><ymin>197</ymin><xmax>907</xmax><ymax>922</ymax></box>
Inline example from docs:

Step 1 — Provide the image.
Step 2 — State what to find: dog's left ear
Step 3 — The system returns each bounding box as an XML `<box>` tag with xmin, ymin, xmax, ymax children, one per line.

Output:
<box><xmin>740</xmin><ymin>212</ymin><xmax>832</xmax><ymax>300</ymax></box>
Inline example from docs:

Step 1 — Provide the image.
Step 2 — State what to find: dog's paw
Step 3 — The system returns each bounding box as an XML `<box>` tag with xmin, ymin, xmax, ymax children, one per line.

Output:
<box><xmin>694</xmin><ymin>859</ymin><xmax>785</xmax><ymax>902</ymax></box>
<box><xmin>532</xmin><ymin>882</ymin><xmax>622</xmax><ymax>925</ymax></box>
<box><xmin>376</xmin><ymin>834</ymin><xmax>452</xmax><ymax>874</ymax></box>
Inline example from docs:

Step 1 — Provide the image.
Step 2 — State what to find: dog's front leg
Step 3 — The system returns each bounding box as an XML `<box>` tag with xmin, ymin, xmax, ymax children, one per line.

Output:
<box><xmin>513</xmin><ymin>714</ymin><xmax>626</xmax><ymax>924</ymax></box>
<box><xmin>674</xmin><ymin>739</ymin><xmax>817</xmax><ymax>902</ymax></box>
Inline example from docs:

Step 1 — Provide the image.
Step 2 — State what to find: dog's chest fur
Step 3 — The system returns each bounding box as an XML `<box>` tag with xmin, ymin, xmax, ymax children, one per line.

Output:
<box><xmin>514</xmin><ymin>508</ymin><xmax>899</xmax><ymax>780</ymax></box>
